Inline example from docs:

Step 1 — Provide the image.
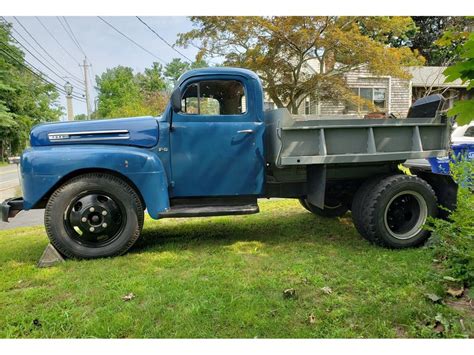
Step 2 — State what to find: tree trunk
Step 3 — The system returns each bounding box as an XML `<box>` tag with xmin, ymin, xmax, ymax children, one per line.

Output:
<box><xmin>287</xmin><ymin>100</ymin><xmax>300</xmax><ymax>114</ymax></box>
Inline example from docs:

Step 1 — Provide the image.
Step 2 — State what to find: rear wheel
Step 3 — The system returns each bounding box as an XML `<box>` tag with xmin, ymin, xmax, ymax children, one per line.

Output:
<box><xmin>352</xmin><ymin>174</ymin><xmax>437</xmax><ymax>248</ymax></box>
<box><xmin>299</xmin><ymin>197</ymin><xmax>349</xmax><ymax>218</ymax></box>
<box><xmin>351</xmin><ymin>175</ymin><xmax>388</xmax><ymax>241</ymax></box>
<box><xmin>45</xmin><ymin>173</ymin><xmax>144</xmax><ymax>259</ymax></box>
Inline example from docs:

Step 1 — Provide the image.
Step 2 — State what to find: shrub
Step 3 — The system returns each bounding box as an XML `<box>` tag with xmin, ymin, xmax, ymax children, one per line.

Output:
<box><xmin>428</xmin><ymin>158</ymin><xmax>474</xmax><ymax>286</ymax></box>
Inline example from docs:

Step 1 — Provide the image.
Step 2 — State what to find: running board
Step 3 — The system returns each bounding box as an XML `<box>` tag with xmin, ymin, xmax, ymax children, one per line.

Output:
<box><xmin>159</xmin><ymin>202</ymin><xmax>259</xmax><ymax>218</ymax></box>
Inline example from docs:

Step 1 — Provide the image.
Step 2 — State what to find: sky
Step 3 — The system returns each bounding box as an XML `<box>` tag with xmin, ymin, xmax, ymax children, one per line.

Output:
<box><xmin>4</xmin><ymin>16</ymin><xmax>201</xmax><ymax>119</ymax></box>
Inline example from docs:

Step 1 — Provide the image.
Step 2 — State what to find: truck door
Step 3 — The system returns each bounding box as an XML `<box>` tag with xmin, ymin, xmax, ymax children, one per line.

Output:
<box><xmin>170</xmin><ymin>77</ymin><xmax>265</xmax><ymax>197</ymax></box>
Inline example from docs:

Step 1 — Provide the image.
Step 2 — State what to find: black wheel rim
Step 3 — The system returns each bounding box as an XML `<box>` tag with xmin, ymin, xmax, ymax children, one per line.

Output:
<box><xmin>383</xmin><ymin>191</ymin><xmax>427</xmax><ymax>240</ymax></box>
<box><xmin>63</xmin><ymin>191</ymin><xmax>126</xmax><ymax>247</ymax></box>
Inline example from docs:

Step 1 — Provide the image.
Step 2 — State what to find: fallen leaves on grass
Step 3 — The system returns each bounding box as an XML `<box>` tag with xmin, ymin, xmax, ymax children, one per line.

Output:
<box><xmin>283</xmin><ymin>288</ymin><xmax>297</xmax><ymax>299</ymax></box>
<box><xmin>447</xmin><ymin>287</ymin><xmax>464</xmax><ymax>298</ymax></box>
<box><xmin>425</xmin><ymin>293</ymin><xmax>443</xmax><ymax>303</ymax></box>
<box><xmin>433</xmin><ymin>313</ymin><xmax>449</xmax><ymax>334</ymax></box>
<box><xmin>308</xmin><ymin>313</ymin><xmax>316</xmax><ymax>324</ymax></box>
<box><xmin>321</xmin><ymin>286</ymin><xmax>333</xmax><ymax>295</ymax></box>
<box><xmin>433</xmin><ymin>322</ymin><xmax>445</xmax><ymax>334</ymax></box>
<box><xmin>122</xmin><ymin>292</ymin><xmax>135</xmax><ymax>301</ymax></box>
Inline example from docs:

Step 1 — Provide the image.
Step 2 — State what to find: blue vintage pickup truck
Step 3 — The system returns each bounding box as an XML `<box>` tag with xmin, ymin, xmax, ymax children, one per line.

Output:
<box><xmin>1</xmin><ymin>68</ymin><xmax>455</xmax><ymax>259</ymax></box>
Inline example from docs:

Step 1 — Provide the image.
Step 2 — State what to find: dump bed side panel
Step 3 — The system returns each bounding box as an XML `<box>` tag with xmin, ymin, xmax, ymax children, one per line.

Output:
<box><xmin>264</xmin><ymin>109</ymin><xmax>451</xmax><ymax>167</ymax></box>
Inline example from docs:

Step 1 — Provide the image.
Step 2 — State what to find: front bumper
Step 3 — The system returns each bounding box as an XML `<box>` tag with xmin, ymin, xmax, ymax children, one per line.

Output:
<box><xmin>1</xmin><ymin>197</ymin><xmax>24</xmax><ymax>222</ymax></box>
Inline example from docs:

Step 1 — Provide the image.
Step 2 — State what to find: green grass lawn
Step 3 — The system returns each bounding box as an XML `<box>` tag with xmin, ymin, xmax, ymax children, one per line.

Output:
<box><xmin>0</xmin><ymin>199</ymin><xmax>471</xmax><ymax>338</ymax></box>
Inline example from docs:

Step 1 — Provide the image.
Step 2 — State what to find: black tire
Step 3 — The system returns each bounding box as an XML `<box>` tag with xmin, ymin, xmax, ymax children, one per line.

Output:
<box><xmin>299</xmin><ymin>198</ymin><xmax>349</xmax><ymax>218</ymax></box>
<box><xmin>351</xmin><ymin>175</ymin><xmax>389</xmax><ymax>241</ymax></box>
<box><xmin>354</xmin><ymin>174</ymin><xmax>437</xmax><ymax>248</ymax></box>
<box><xmin>45</xmin><ymin>173</ymin><xmax>144</xmax><ymax>259</ymax></box>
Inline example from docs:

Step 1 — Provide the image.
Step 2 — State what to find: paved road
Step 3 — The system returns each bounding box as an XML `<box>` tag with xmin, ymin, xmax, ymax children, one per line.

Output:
<box><xmin>0</xmin><ymin>209</ymin><xmax>45</xmax><ymax>230</ymax></box>
<box><xmin>0</xmin><ymin>164</ymin><xmax>45</xmax><ymax>231</ymax></box>
<box><xmin>0</xmin><ymin>164</ymin><xmax>20</xmax><ymax>201</ymax></box>
<box><xmin>0</xmin><ymin>164</ymin><xmax>19</xmax><ymax>188</ymax></box>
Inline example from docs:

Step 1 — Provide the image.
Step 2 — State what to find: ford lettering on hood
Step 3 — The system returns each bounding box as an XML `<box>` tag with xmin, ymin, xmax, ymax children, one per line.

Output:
<box><xmin>30</xmin><ymin>116</ymin><xmax>159</xmax><ymax>148</ymax></box>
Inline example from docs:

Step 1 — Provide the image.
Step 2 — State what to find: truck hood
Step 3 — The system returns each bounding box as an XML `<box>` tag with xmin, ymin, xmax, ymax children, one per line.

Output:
<box><xmin>30</xmin><ymin>116</ymin><xmax>159</xmax><ymax>148</ymax></box>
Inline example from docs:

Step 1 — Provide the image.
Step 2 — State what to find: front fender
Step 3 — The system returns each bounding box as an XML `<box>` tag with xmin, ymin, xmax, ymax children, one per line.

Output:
<box><xmin>20</xmin><ymin>145</ymin><xmax>169</xmax><ymax>218</ymax></box>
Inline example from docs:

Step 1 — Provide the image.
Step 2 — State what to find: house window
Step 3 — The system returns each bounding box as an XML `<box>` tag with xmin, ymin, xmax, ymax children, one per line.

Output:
<box><xmin>348</xmin><ymin>87</ymin><xmax>387</xmax><ymax>112</ymax></box>
<box><xmin>305</xmin><ymin>98</ymin><xmax>311</xmax><ymax>115</ymax></box>
<box><xmin>264</xmin><ymin>101</ymin><xmax>275</xmax><ymax>111</ymax></box>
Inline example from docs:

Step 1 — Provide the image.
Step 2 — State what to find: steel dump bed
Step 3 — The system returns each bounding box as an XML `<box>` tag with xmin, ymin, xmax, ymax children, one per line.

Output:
<box><xmin>265</xmin><ymin>109</ymin><xmax>451</xmax><ymax>167</ymax></box>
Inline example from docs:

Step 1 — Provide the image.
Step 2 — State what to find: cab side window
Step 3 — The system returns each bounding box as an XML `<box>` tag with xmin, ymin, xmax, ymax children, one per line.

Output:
<box><xmin>181</xmin><ymin>80</ymin><xmax>246</xmax><ymax>116</ymax></box>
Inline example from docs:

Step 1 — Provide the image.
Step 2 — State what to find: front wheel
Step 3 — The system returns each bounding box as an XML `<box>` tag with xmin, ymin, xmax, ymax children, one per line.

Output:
<box><xmin>352</xmin><ymin>174</ymin><xmax>437</xmax><ymax>248</ymax></box>
<box><xmin>299</xmin><ymin>197</ymin><xmax>349</xmax><ymax>218</ymax></box>
<box><xmin>45</xmin><ymin>173</ymin><xmax>144</xmax><ymax>259</ymax></box>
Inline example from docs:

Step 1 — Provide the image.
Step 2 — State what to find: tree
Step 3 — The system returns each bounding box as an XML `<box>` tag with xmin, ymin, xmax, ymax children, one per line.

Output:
<box><xmin>74</xmin><ymin>113</ymin><xmax>88</xmax><ymax>121</ymax></box>
<box><xmin>164</xmin><ymin>58</ymin><xmax>189</xmax><ymax>82</ymax></box>
<box><xmin>164</xmin><ymin>57</ymin><xmax>209</xmax><ymax>84</ymax></box>
<box><xmin>95</xmin><ymin>63</ymin><xmax>169</xmax><ymax>118</ymax></box>
<box><xmin>408</xmin><ymin>17</ymin><xmax>472</xmax><ymax>66</ymax></box>
<box><xmin>0</xmin><ymin>20</ymin><xmax>62</xmax><ymax>159</ymax></box>
<box><xmin>137</xmin><ymin>62</ymin><xmax>167</xmax><ymax>92</ymax></box>
<box><xmin>444</xmin><ymin>33</ymin><xmax>474</xmax><ymax>125</ymax></box>
<box><xmin>177</xmin><ymin>16</ymin><xmax>424</xmax><ymax>113</ymax></box>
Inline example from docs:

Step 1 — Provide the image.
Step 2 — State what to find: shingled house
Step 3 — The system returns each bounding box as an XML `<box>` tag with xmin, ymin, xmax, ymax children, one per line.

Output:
<box><xmin>263</xmin><ymin>64</ymin><xmax>470</xmax><ymax>118</ymax></box>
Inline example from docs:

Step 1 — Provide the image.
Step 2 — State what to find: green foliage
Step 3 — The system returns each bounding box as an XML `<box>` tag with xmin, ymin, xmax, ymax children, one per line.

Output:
<box><xmin>164</xmin><ymin>58</ymin><xmax>189</xmax><ymax>82</ymax></box>
<box><xmin>95</xmin><ymin>62</ymin><xmax>169</xmax><ymax>118</ymax></box>
<box><xmin>74</xmin><ymin>113</ymin><xmax>88</xmax><ymax>121</ymax></box>
<box><xmin>429</xmin><ymin>159</ymin><xmax>474</xmax><ymax>286</ymax></box>
<box><xmin>408</xmin><ymin>17</ymin><xmax>472</xmax><ymax>66</ymax></box>
<box><xmin>164</xmin><ymin>57</ymin><xmax>208</xmax><ymax>83</ymax></box>
<box><xmin>444</xmin><ymin>33</ymin><xmax>474</xmax><ymax>125</ymax></box>
<box><xmin>0</xmin><ymin>20</ymin><xmax>62</xmax><ymax>159</ymax></box>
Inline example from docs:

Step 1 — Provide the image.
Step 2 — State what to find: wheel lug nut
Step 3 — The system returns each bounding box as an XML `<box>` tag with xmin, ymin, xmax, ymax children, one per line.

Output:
<box><xmin>89</xmin><ymin>207</ymin><xmax>95</xmax><ymax>212</ymax></box>
<box><xmin>102</xmin><ymin>211</ymin><xmax>107</xmax><ymax>216</ymax></box>
<box><xmin>102</xmin><ymin>223</ymin><xmax>107</xmax><ymax>228</ymax></box>
<box><xmin>81</xmin><ymin>217</ymin><xmax>87</xmax><ymax>222</ymax></box>
<box><xmin>89</xmin><ymin>227</ymin><xmax>95</xmax><ymax>232</ymax></box>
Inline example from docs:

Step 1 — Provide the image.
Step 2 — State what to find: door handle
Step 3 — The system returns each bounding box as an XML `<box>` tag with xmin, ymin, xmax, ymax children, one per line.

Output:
<box><xmin>237</xmin><ymin>129</ymin><xmax>254</xmax><ymax>134</ymax></box>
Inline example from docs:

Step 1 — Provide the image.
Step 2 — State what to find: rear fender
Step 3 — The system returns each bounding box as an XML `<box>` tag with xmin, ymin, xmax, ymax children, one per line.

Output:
<box><xmin>20</xmin><ymin>145</ymin><xmax>169</xmax><ymax>218</ymax></box>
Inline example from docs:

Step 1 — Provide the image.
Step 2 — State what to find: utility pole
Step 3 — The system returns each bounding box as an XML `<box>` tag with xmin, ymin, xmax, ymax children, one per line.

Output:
<box><xmin>64</xmin><ymin>81</ymin><xmax>74</xmax><ymax>120</ymax></box>
<box><xmin>80</xmin><ymin>58</ymin><xmax>92</xmax><ymax>119</ymax></box>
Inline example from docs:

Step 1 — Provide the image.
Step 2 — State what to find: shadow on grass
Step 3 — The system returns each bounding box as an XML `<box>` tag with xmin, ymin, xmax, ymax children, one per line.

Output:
<box><xmin>132</xmin><ymin>210</ymin><xmax>365</xmax><ymax>254</ymax></box>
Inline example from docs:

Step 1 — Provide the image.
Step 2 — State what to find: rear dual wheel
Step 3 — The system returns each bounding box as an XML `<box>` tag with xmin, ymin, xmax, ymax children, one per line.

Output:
<box><xmin>351</xmin><ymin>174</ymin><xmax>437</xmax><ymax>248</ymax></box>
<box><xmin>45</xmin><ymin>173</ymin><xmax>144</xmax><ymax>259</ymax></box>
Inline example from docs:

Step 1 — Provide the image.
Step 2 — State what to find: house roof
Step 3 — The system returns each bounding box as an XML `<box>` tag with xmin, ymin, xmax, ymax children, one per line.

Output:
<box><xmin>407</xmin><ymin>66</ymin><xmax>467</xmax><ymax>88</ymax></box>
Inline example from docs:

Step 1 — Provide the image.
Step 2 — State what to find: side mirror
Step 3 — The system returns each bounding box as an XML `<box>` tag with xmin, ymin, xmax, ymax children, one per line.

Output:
<box><xmin>170</xmin><ymin>87</ymin><xmax>182</xmax><ymax>113</ymax></box>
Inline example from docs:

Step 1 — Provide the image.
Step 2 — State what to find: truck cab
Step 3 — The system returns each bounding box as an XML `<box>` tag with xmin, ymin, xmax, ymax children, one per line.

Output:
<box><xmin>1</xmin><ymin>67</ymin><xmax>453</xmax><ymax>259</ymax></box>
<box><xmin>162</xmin><ymin>68</ymin><xmax>265</xmax><ymax>198</ymax></box>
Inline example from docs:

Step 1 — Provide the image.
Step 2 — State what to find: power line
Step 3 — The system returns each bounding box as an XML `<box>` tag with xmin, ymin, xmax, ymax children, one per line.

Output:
<box><xmin>35</xmin><ymin>17</ymin><xmax>79</xmax><ymax>65</ymax></box>
<box><xmin>0</xmin><ymin>45</ymin><xmax>86</xmax><ymax>102</ymax></box>
<box><xmin>8</xmin><ymin>29</ymin><xmax>85</xmax><ymax>91</ymax></box>
<box><xmin>136</xmin><ymin>16</ymin><xmax>193</xmax><ymax>62</ymax></box>
<box><xmin>97</xmin><ymin>16</ymin><xmax>166</xmax><ymax>64</ymax></box>
<box><xmin>56</xmin><ymin>17</ymin><xmax>85</xmax><ymax>58</ymax></box>
<box><xmin>61</xmin><ymin>17</ymin><xmax>87</xmax><ymax>58</ymax></box>
<box><xmin>59</xmin><ymin>17</ymin><xmax>95</xmax><ymax>116</ymax></box>
<box><xmin>13</xmin><ymin>17</ymin><xmax>85</xmax><ymax>86</ymax></box>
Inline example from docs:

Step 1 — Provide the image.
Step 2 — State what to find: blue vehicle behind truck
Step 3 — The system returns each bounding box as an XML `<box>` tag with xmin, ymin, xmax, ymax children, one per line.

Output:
<box><xmin>1</xmin><ymin>68</ymin><xmax>455</xmax><ymax>259</ymax></box>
